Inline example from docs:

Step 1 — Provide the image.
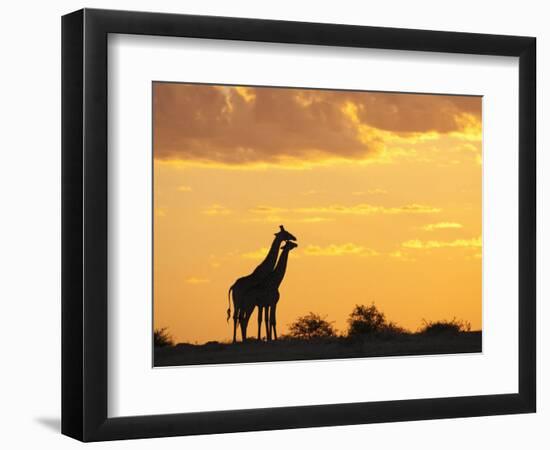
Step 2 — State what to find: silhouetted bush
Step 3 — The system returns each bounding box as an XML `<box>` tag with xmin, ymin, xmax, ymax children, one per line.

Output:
<box><xmin>419</xmin><ymin>318</ymin><xmax>471</xmax><ymax>335</ymax></box>
<box><xmin>378</xmin><ymin>321</ymin><xmax>409</xmax><ymax>339</ymax></box>
<box><xmin>154</xmin><ymin>327</ymin><xmax>174</xmax><ymax>347</ymax></box>
<box><xmin>347</xmin><ymin>303</ymin><xmax>388</xmax><ymax>336</ymax></box>
<box><xmin>288</xmin><ymin>312</ymin><xmax>336</xmax><ymax>339</ymax></box>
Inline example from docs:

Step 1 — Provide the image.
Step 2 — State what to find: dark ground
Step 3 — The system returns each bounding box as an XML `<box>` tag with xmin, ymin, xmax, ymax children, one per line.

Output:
<box><xmin>154</xmin><ymin>331</ymin><xmax>482</xmax><ymax>367</ymax></box>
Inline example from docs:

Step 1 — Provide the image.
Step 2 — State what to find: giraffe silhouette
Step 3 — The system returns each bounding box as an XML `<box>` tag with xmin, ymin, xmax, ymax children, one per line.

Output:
<box><xmin>243</xmin><ymin>240</ymin><xmax>298</xmax><ymax>341</ymax></box>
<box><xmin>227</xmin><ymin>225</ymin><xmax>297</xmax><ymax>343</ymax></box>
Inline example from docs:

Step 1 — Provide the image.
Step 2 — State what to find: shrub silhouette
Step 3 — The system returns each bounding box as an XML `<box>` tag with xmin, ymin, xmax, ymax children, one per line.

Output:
<box><xmin>419</xmin><ymin>318</ymin><xmax>471</xmax><ymax>335</ymax></box>
<box><xmin>288</xmin><ymin>312</ymin><xmax>336</xmax><ymax>339</ymax></box>
<box><xmin>154</xmin><ymin>327</ymin><xmax>174</xmax><ymax>347</ymax></box>
<box><xmin>380</xmin><ymin>321</ymin><xmax>408</xmax><ymax>337</ymax></box>
<box><xmin>347</xmin><ymin>303</ymin><xmax>388</xmax><ymax>336</ymax></box>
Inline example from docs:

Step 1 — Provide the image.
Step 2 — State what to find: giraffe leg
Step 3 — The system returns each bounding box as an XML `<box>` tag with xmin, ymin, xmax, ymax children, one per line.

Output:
<box><xmin>239</xmin><ymin>309</ymin><xmax>248</xmax><ymax>341</ymax></box>
<box><xmin>232</xmin><ymin>309</ymin><xmax>238</xmax><ymax>343</ymax></box>
<box><xmin>270</xmin><ymin>304</ymin><xmax>278</xmax><ymax>340</ymax></box>
<box><xmin>257</xmin><ymin>306</ymin><xmax>263</xmax><ymax>341</ymax></box>
<box><xmin>246</xmin><ymin>306</ymin><xmax>256</xmax><ymax>341</ymax></box>
<box><xmin>265</xmin><ymin>306</ymin><xmax>271</xmax><ymax>341</ymax></box>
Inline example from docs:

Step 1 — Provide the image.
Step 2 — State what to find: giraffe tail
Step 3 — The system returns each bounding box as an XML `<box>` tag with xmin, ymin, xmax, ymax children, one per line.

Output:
<box><xmin>226</xmin><ymin>285</ymin><xmax>233</xmax><ymax>322</ymax></box>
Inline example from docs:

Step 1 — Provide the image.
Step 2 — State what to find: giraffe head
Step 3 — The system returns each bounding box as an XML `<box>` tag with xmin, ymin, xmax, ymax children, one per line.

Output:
<box><xmin>281</xmin><ymin>240</ymin><xmax>298</xmax><ymax>251</ymax></box>
<box><xmin>275</xmin><ymin>225</ymin><xmax>297</xmax><ymax>242</ymax></box>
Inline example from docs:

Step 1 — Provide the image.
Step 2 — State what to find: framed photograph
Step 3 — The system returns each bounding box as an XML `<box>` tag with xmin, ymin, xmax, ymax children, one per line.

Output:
<box><xmin>62</xmin><ymin>8</ymin><xmax>536</xmax><ymax>441</ymax></box>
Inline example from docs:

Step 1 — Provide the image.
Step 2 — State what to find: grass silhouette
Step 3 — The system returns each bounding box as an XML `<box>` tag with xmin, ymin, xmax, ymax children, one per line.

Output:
<box><xmin>154</xmin><ymin>327</ymin><xmax>174</xmax><ymax>347</ymax></box>
<box><xmin>154</xmin><ymin>303</ymin><xmax>480</xmax><ymax>366</ymax></box>
<box><xmin>419</xmin><ymin>318</ymin><xmax>472</xmax><ymax>335</ymax></box>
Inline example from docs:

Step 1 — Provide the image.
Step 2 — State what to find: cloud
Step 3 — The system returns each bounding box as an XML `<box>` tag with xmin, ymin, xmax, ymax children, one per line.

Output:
<box><xmin>352</xmin><ymin>188</ymin><xmax>387</xmax><ymax>195</ymax></box>
<box><xmin>202</xmin><ymin>204</ymin><xmax>232</xmax><ymax>216</ymax></box>
<box><xmin>249</xmin><ymin>205</ymin><xmax>287</xmax><ymax>215</ymax></box>
<box><xmin>389</xmin><ymin>250</ymin><xmax>416</xmax><ymax>262</ymax></box>
<box><xmin>295</xmin><ymin>203</ymin><xmax>441</xmax><ymax>215</ymax></box>
<box><xmin>242</xmin><ymin>215</ymin><xmax>285</xmax><ymax>224</ymax></box>
<box><xmin>241</xmin><ymin>247</ymin><xmax>269</xmax><ymax>260</ymax></box>
<box><xmin>402</xmin><ymin>237</ymin><xmax>481</xmax><ymax>249</ymax></box>
<box><xmin>242</xmin><ymin>214</ymin><xmax>333</xmax><ymax>224</ymax></box>
<box><xmin>422</xmin><ymin>222</ymin><xmax>463</xmax><ymax>231</ymax></box>
<box><xmin>303</xmin><ymin>243</ymin><xmax>378</xmax><ymax>257</ymax></box>
<box><xmin>298</xmin><ymin>217</ymin><xmax>333</xmax><ymax>223</ymax></box>
<box><xmin>349</xmin><ymin>92</ymin><xmax>481</xmax><ymax>135</ymax></box>
<box><xmin>154</xmin><ymin>84</ymin><xmax>371</xmax><ymax>166</ymax></box>
<box><xmin>153</xmin><ymin>83</ymin><xmax>481</xmax><ymax>167</ymax></box>
<box><xmin>177</xmin><ymin>185</ymin><xmax>192</xmax><ymax>192</ymax></box>
<box><xmin>247</xmin><ymin>203</ymin><xmax>441</xmax><ymax>219</ymax></box>
<box><xmin>243</xmin><ymin>243</ymin><xmax>378</xmax><ymax>259</ymax></box>
<box><xmin>184</xmin><ymin>277</ymin><xmax>210</xmax><ymax>284</ymax></box>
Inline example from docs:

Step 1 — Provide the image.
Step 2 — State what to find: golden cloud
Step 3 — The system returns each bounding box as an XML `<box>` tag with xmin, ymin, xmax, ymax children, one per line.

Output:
<box><xmin>153</xmin><ymin>83</ymin><xmax>481</xmax><ymax>167</ymax></box>
<box><xmin>298</xmin><ymin>217</ymin><xmax>334</xmax><ymax>223</ymax></box>
<box><xmin>422</xmin><ymin>222</ymin><xmax>463</xmax><ymax>231</ymax></box>
<box><xmin>389</xmin><ymin>250</ymin><xmax>416</xmax><ymax>262</ymax></box>
<box><xmin>402</xmin><ymin>237</ymin><xmax>481</xmax><ymax>249</ymax></box>
<box><xmin>352</xmin><ymin>188</ymin><xmax>388</xmax><ymax>195</ymax></box>
<box><xmin>303</xmin><ymin>243</ymin><xmax>378</xmax><ymax>257</ymax></box>
<box><xmin>296</xmin><ymin>203</ymin><xmax>441</xmax><ymax>215</ymax></box>
<box><xmin>202</xmin><ymin>204</ymin><xmax>232</xmax><ymax>216</ymax></box>
<box><xmin>248</xmin><ymin>203</ymin><xmax>441</xmax><ymax>218</ymax></box>
<box><xmin>241</xmin><ymin>215</ymin><xmax>333</xmax><ymax>224</ymax></box>
<box><xmin>302</xmin><ymin>189</ymin><xmax>323</xmax><ymax>196</ymax></box>
<box><xmin>248</xmin><ymin>206</ymin><xmax>287</xmax><ymax>215</ymax></box>
<box><xmin>245</xmin><ymin>204</ymin><xmax>442</xmax><ymax>224</ymax></box>
<box><xmin>241</xmin><ymin>247</ymin><xmax>270</xmax><ymax>260</ymax></box>
<box><xmin>184</xmin><ymin>277</ymin><xmax>210</xmax><ymax>284</ymax></box>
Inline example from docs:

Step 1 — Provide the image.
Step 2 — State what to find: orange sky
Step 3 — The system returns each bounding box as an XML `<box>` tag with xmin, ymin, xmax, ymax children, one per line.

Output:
<box><xmin>153</xmin><ymin>82</ymin><xmax>482</xmax><ymax>344</ymax></box>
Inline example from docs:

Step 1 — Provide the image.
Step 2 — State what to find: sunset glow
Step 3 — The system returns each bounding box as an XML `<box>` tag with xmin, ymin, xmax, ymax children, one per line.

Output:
<box><xmin>153</xmin><ymin>82</ymin><xmax>482</xmax><ymax>344</ymax></box>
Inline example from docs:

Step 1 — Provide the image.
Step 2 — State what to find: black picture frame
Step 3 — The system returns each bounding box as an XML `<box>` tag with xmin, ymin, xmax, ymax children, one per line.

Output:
<box><xmin>61</xmin><ymin>8</ymin><xmax>536</xmax><ymax>442</ymax></box>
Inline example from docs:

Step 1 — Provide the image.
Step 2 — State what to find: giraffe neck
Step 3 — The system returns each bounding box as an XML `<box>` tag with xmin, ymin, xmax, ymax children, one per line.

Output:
<box><xmin>251</xmin><ymin>235</ymin><xmax>283</xmax><ymax>277</ymax></box>
<box><xmin>271</xmin><ymin>249</ymin><xmax>291</xmax><ymax>288</ymax></box>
